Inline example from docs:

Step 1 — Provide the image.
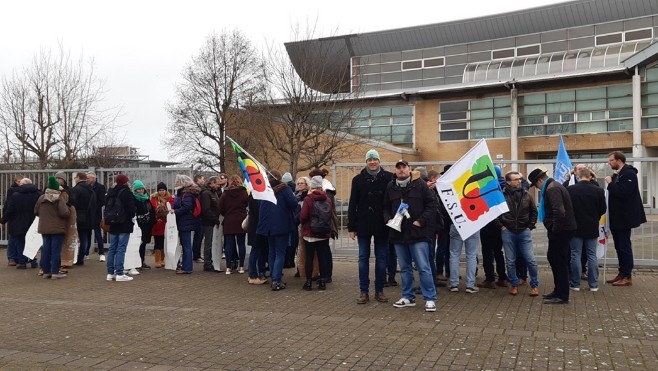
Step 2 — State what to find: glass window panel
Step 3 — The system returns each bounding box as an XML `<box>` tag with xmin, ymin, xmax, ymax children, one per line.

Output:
<box><xmin>576</xmin><ymin>49</ymin><xmax>592</xmax><ymax>70</ymax></box>
<box><xmin>391</xmin><ymin>125</ymin><xmax>413</xmax><ymax>135</ymax></box>
<box><xmin>494</xmin><ymin>107</ymin><xmax>511</xmax><ymax>117</ymax></box>
<box><xmin>563</xmin><ymin>52</ymin><xmax>578</xmax><ymax>72</ymax></box>
<box><xmin>604</xmin><ymin>45</ymin><xmax>621</xmax><ymax>66</ymax></box>
<box><xmin>608</xmin><ymin>120</ymin><xmax>633</xmax><ymax>131</ymax></box>
<box><xmin>471</xmin><ymin>99</ymin><xmax>493</xmax><ymax>109</ymax></box>
<box><xmin>521</xmin><ymin>93</ymin><xmax>545</xmax><ymax>105</ymax></box>
<box><xmin>499</xmin><ymin>60</ymin><xmax>513</xmax><ymax>79</ymax></box>
<box><xmin>372</xmin><ymin>134</ymin><xmax>391</xmax><ymax>141</ymax></box>
<box><xmin>625</xmin><ymin>28</ymin><xmax>652</xmax><ymax>41</ymax></box>
<box><xmin>440</xmin><ymin>101</ymin><xmax>469</xmax><ymax>112</ymax></box>
<box><xmin>440</xmin><ymin>131</ymin><xmax>468</xmax><ymax>141</ymax></box>
<box><xmin>471</xmin><ymin>109</ymin><xmax>493</xmax><ymax>120</ymax></box>
<box><xmin>592</xmin><ymin>111</ymin><xmax>606</xmax><ymax>120</ymax></box>
<box><xmin>391</xmin><ymin>106</ymin><xmax>413</xmax><ymax>116</ymax></box>
<box><xmin>577</xmin><ymin>121</ymin><xmax>606</xmax><ymax>133</ymax></box>
<box><xmin>494</xmin><ymin>97</ymin><xmax>510</xmax><ymax>107</ymax></box>
<box><xmin>474</xmin><ymin>63</ymin><xmax>488</xmax><ymax>81</ymax></box>
<box><xmin>350</xmin><ymin>127</ymin><xmax>370</xmax><ymax>136</ymax></box>
<box><xmin>402</xmin><ymin>60</ymin><xmax>422</xmax><ymax>70</ymax></box>
<box><xmin>495</xmin><ymin>118</ymin><xmax>511</xmax><ymax>127</ymax></box>
<box><xmin>510</xmin><ymin>58</ymin><xmax>525</xmax><ymax>78</ymax></box>
<box><xmin>607</xmin><ymin>84</ymin><xmax>632</xmax><ymax>97</ymax></box>
<box><xmin>576</xmin><ymin>87</ymin><xmax>606</xmax><ymax>100</ymax></box>
<box><xmin>424</xmin><ymin>57</ymin><xmax>445</xmax><ymax>68</ymax></box>
<box><xmin>642</xmin><ymin>82</ymin><xmax>658</xmax><ymax>94</ymax></box>
<box><xmin>548</xmin><ymin>114</ymin><xmax>561</xmax><ymax>123</ymax></box>
<box><xmin>643</xmin><ymin>117</ymin><xmax>658</xmax><ymax>129</ymax></box>
<box><xmin>619</xmin><ymin>43</ymin><xmax>637</xmax><ymax>60</ymax></box>
<box><xmin>371</xmin><ymin>107</ymin><xmax>392</xmax><ymax>117</ymax></box>
<box><xmin>536</xmin><ymin>55</ymin><xmax>551</xmax><ymax>75</ymax></box>
<box><xmin>646</xmin><ymin>67</ymin><xmax>658</xmax><ymax>82</ymax></box>
<box><xmin>519</xmin><ymin>125</ymin><xmax>546</xmax><ymax>136</ymax></box>
<box><xmin>642</xmin><ymin>94</ymin><xmax>658</xmax><ymax>106</ymax></box>
<box><xmin>546</xmin><ymin>90</ymin><xmax>575</xmax><ymax>103</ymax></box>
<box><xmin>517</xmin><ymin>45</ymin><xmax>540</xmax><ymax>56</ymax></box>
<box><xmin>576</xmin><ymin>99</ymin><xmax>606</xmax><ymax>111</ymax></box>
<box><xmin>492</xmin><ymin>48</ymin><xmax>514</xmax><ymax>59</ymax></box>
<box><xmin>577</xmin><ymin>112</ymin><xmax>591</xmax><ymax>121</ymax></box>
<box><xmin>471</xmin><ymin>119</ymin><xmax>493</xmax><ymax>129</ymax></box>
<box><xmin>519</xmin><ymin>105</ymin><xmax>546</xmax><ymax>115</ymax></box>
<box><xmin>441</xmin><ymin>122</ymin><xmax>467</xmax><ymax>130</ymax></box>
<box><xmin>596</xmin><ymin>33</ymin><xmax>622</xmax><ymax>45</ymax></box>
<box><xmin>371</xmin><ymin>118</ymin><xmax>390</xmax><ymax>126</ymax></box>
<box><xmin>590</xmin><ymin>48</ymin><xmax>606</xmax><ymax>68</ymax></box>
<box><xmin>463</xmin><ymin>64</ymin><xmax>476</xmax><ymax>83</ymax></box>
<box><xmin>392</xmin><ymin>117</ymin><xmax>412</xmax><ymax>125</ymax></box>
<box><xmin>547</xmin><ymin>102</ymin><xmax>575</xmax><ymax>113</ymax></box>
<box><xmin>441</xmin><ymin>112</ymin><xmax>467</xmax><ymax>121</ymax></box>
<box><xmin>494</xmin><ymin>127</ymin><xmax>511</xmax><ymax>138</ymax></box>
<box><xmin>352</xmin><ymin>120</ymin><xmax>370</xmax><ymax>128</ymax></box>
<box><xmin>471</xmin><ymin>129</ymin><xmax>494</xmax><ymax>139</ymax></box>
<box><xmin>523</xmin><ymin>57</ymin><xmax>538</xmax><ymax>76</ymax></box>
<box><xmin>546</xmin><ymin>123</ymin><xmax>575</xmax><ymax>135</ymax></box>
<box><xmin>608</xmin><ymin>96</ymin><xmax>632</xmax><ymax>109</ymax></box>
<box><xmin>642</xmin><ymin>107</ymin><xmax>658</xmax><ymax>116</ymax></box>
<box><xmin>370</xmin><ymin>126</ymin><xmax>391</xmax><ymax>135</ymax></box>
<box><xmin>609</xmin><ymin>109</ymin><xmax>633</xmax><ymax>119</ymax></box>
<box><xmin>519</xmin><ymin>116</ymin><xmax>544</xmax><ymax>125</ymax></box>
<box><xmin>549</xmin><ymin>53</ymin><xmax>565</xmax><ymax>74</ymax></box>
<box><xmin>392</xmin><ymin>134</ymin><xmax>413</xmax><ymax>145</ymax></box>
<box><xmin>562</xmin><ymin>114</ymin><xmax>575</xmax><ymax>122</ymax></box>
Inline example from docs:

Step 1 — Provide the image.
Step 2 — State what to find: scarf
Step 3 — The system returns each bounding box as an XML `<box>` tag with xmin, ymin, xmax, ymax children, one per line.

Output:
<box><xmin>396</xmin><ymin>176</ymin><xmax>411</xmax><ymax>188</ymax></box>
<box><xmin>133</xmin><ymin>191</ymin><xmax>149</xmax><ymax>202</ymax></box>
<box><xmin>365</xmin><ymin>167</ymin><xmax>381</xmax><ymax>178</ymax></box>
<box><xmin>153</xmin><ymin>192</ymin><xmax>172</xmax><ymax>219</ymax></box>
<box><xmin>537</xmin><ymin>178</ymin><xmax>550</xmax><ymax>223</ymax></box>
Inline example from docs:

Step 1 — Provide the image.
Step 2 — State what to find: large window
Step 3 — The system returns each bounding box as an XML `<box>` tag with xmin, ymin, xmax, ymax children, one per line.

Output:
<box><xmin>349</xmin><ymin>106</ymin><xmax>414</xmax><ymax>146</ymax></box>
<box><xmin>642</xmin><ymin>66</ymin><xmax>658</xmax><ymax>129</ymax></box>
<box><xmin>439</xmin><ymin>97</ymin><xmax>511</xmax><ymax>141</ymax></box>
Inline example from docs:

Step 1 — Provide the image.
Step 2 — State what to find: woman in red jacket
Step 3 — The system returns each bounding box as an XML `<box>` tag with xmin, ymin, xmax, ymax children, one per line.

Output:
<box><xmin>150</xmin><ymin>182</ymin><xmax>174</xmax><ymax>268</ymax></box>
<box><xmin>219</xmin><ymin>175</ymin><xmax>248</xmax><ymax>274</ymax></box>
<box><xmin>300</xmin><ymin>176</ymin><xmax>333</xmax><ymax>291</ymax></box>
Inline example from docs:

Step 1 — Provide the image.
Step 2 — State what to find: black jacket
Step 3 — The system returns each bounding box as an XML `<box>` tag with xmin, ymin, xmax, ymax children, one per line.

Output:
<box><xmin>107</xmin><ymin>184</ymin><xmax>136</xmax><ymax>234</ymax></box>
<box><xmin>498</xmin><ymin>185</ymin><xmax>537</xmax><ymax>232</ymax></box>
<box><xmin>383</xmin><ymin>173</ymin><xmax>437</xmax><ymax>244</ymax></box>
<box><xmin>348</xmin><ymin>167</ymin><xmax>394</xmax><ymax>237</ymax></box>
<box><xmin>90</xmin><ymin>181</ymin><xmax>106</xmax><ymax>221</ymax></box>
<box><xmin>541</xmin><ymin>179</ymin><xmax>577</xmax><ymax>234</ymax></box>
<box><xmin>199</xmin><ymin>185</ymin><xmax>221</xmax><ymax>226</ymax></box>
<box><xmin>70</xmin><ymin>182</ymin><xmax>97</xmax><ymax>229</ymax></box>
<box><xmin>567</xmin><ymin>181</ymin><xmax>606</xmax><ymax>238</ymax></box>
<box><xmin>607</xmin><ymin>164</ymin><xmax>646</xmax><ymax>230</ymax></box>
<box><xmin>0</xmin><ymin>184</ymin><xmax>41</xmax><ymax>235</ymax></box>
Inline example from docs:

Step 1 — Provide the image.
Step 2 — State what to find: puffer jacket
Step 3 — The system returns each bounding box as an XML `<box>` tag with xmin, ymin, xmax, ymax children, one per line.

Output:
<box><xmin>34</xmin><ymin>189</ymin><xmax>71</xmax><ymax>235</ymax></box>
<box><xmin>383</xmin><ymin>171</ymin><xmax>438</xmax><ymax>244</ymax></box>
<box><xmin>347</xmin><ymin>167</ymin><xmax>394</xmax><ymax>237</ymax></box>
<box><xmin>174</xmin><ymin>185</ymin><xmax>201</xmax><ymax>232</ymax></box>
<box><xmin>1</xmin><ymin>184</ymin><xmax>41</xmax><ymax>235</ymax></box>
<box><xmin>107</xmin><ymin>184</ymin><xmax>136</xmax><ymax>234</ymax></box>
<box><xmin>498</xmin><ymin>185</ymin><xmax>537</xmax><ymax>232</ymax></box>
<box><xmin>541</xmin><ymin>179</ymin><xmax>577</xmax><ymax>234</ymax></box>
<box><xmin>256</xmin><ymin>180</ymin><xmax>297</xmax><ymax>236</ymax></box>
<box><xmin>219</xmin><ymin>185</ymin><xmax>248</xmax><ymax>235</ymax></box>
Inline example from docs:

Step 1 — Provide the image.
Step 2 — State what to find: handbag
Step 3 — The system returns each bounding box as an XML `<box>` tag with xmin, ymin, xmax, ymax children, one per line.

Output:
<box><xmin>100</xmin><ymin>218</ymin><xmax>111</xmax><ymax>233</ymax></box>
<box><xmin>241</xmin><ymin>215</ymin><xmax>249</xmax><ymax>231</ymax></box>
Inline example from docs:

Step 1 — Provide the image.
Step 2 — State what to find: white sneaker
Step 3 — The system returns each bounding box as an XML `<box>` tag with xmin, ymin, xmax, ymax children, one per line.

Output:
<box><xmin>570</xmin><ymin>287</ymin><xmax>580</xmax><ymax>292</ymax></box>
<box><xmin>225</xmin><ymin>268</ymin><xmax>232</xmax><ymax>275</ymax></box>
<box><xmin>589</xmin><ymin>287</ymin><xmax>599</xmax><ymax>292</ymax></box>
<box><xmin>115</xmin><ymin>274</ymin><xmax>133</xmax><ymax>282</ymax></box>
<box><xmin>392</xmin><ymin>298</ymin><xmax>416</xmax><ymax>308</ymax></box>
<box><xmin>238</xmin><ymin>267</ymin><xmax>245</xmax><ymax>274</ymax></box>
<box><xmin>106</xmin><ymin>274</ymin><xmax>116</xmax><ymax>281</ymax></box>
<box><xmin>129</xmin><ymin>268</ymin><xmax>140</xmax><ymax>275</ymax></box>
<box><xmin>425</xmin><ymin>300</ymin><xmax>437</xmax><ymax>312</ymax></box>
<box><xmin>84</xmin><ymin>255</ymin><xmax>90</xmax><ymax>260</ymax></box>
<box><xmin>99</xmin><ymin>255</ymin><xmax>106</xmax><ymax>262</ymax></box>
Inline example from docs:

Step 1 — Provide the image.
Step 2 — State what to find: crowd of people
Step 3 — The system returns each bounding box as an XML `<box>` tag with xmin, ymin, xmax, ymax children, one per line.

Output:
<box><xmin>0</xmin><ymin>149</ymin><xmax>647</xmax><ymax>310</ymax></box>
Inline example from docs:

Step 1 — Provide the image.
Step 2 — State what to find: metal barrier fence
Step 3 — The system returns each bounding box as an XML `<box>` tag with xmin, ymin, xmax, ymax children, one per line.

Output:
<box><xmin>0</xmin><ymin>166</ymin><xmax>192</xmax><ymax>244</ymax></box>
<box><xmin>331</xmin><ymin>158</ymin><xmax>658</xmax><ymax>266</ymax></box>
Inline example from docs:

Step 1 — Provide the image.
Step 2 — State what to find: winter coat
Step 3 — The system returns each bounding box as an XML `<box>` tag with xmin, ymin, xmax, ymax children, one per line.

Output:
<box><xmin>34</xmin><ymin>189</ymin><xmax>71</xmax><ymax>235</ymax></box>
<box><xmin>199</xmin><ymin>185</ymin><xmax>221</xmax><ymax>226</ymax></box>
<box><xmin>2</xmin><ymin>182</ymin><xmax>21</xmax><ymax>214</ymax></box>
<box><xmin>607</xmin><ymin>164</ymin><xmax>647</xmax><ymax>230</ymax></box>
<box><xmin>0</xmin><ymin>184</ymin><xmax>41</xmax><ymax>235</ymax></box>
<box><xmin>106</xmin><ymin>184</ymin><xmax>136</xmax><ymax>234</ymax></box>
<box><xmin>383</xmin><ymin>172</ymin><xmax>438</xmax><ymax>244</ymax></box>
<box><xmin>218</xmin><ymin>186</ymin><xmax>248</xmax><ymax>235</ymax></box>
<box><xmin>498</xmin><ymin>185</ymin><xmax>538</xmax><ymax>232</ymax></box>
<box><xmin>300</xmin><ymin>189</ymin><xmax>334</xmax><ymax>239</ymax></box>
<box><xmin>541</xmin><ymin>179</ymin><xmax>577</xmax><ymax>234</ymax></box>
<box><xmin>69</xmin><ymin>182</ymin><xmax>97</xmax><ymax>229</ymax></box>
<box><xmin>135</xmin><ymin>194</ymin><xmax>155</xmax><ymax>231</ymax></box>
<box><xmin>150</xmin><ymin>194</ymin><xmax>173</xmax><ymax>236</ymax></box>
<box><xmin>173</xmin><ymin>185</ymin><xmax>201</xmax><ymax>232</ymax></box>
<box><xmin>90</xmin><ymin>181</ymin><xmax>106</xmax><ymax>222</ymax></box>
<box><xmin>567</xmin><ymin>181</ymin><xmax>607</xmax><ymax>238</ymax></box>
<box><xmin>347</xmin><ymin>167</ymin><xmax>394</xmax><ymax>237</ymax></box>
<box><xmin>246</xmin><ymin>195</ymin><xmax>260</xmax><ymax>246</ymax></box>
<box><xmin>256</xmin><ymin>181</ymin><xmax>297</xmax><ymax>237</ymax></box>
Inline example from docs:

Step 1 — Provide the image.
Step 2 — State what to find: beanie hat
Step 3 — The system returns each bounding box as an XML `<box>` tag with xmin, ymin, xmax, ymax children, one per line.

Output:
<box><xmin>310</xmin><ymin>175</ymin><xmax>323</xmax><ymax>189</ymax></box>
<box><xmin>365</xmin><ymin>149</ymin><xmax>380</xmax><ymax>162</ymax></box>
<box><xmin>54</xmin><ymin>171</ymin><xmax>66</xmax><ymax>182</ymax></box>
<box><xmin>157</xmin><ymin>182</ymin><xmax>167</xmax><ymax>191</ymax></box>
<box><xmin>133</xmin><ymin>179</ymin><xmax>145</xmax><ymax>191</ymax></box>
<box><xmin>47</xmin><ymin>176</ymin><xmax>60</xmax><ymax>191</ymax></box>
<box><xmin>281</xmin><ymin>172</ymin><xmax>293</xmax><ymax>183</ymax></box>
<box><xmin>116</xmin><ymin>174</ymin><xmax>129</xmax><ymax>185</ymax></box>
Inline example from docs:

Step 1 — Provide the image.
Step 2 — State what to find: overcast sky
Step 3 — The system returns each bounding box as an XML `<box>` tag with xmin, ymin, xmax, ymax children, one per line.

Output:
<box><xmin>0</xmin><ymin>0</ymin><xmax>565</xmax><ymax>162</ymax></box>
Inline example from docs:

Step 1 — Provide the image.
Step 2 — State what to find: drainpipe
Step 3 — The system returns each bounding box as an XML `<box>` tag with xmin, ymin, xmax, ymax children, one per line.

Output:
<box><xmin>510</xmin><ymin>86</ymin><xmax>518</xmax><ymax>171</ymax></box>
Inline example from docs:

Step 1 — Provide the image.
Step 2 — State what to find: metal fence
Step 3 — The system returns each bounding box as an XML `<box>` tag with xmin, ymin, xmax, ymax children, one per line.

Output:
<box><xmin>330</xmin><ymin>158</ymin><xmax>658</xmax><ymax>266</ymax></box>
<box><xmin>0</xmin><ymin>166</ymin><xmax>193</xmax><ymax>244</ymax></box>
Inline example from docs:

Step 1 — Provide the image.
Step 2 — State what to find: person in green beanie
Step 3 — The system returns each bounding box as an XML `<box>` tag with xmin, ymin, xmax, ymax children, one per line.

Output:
<box><xmin>133</xmin><ymin>180</ymin><xmax>154</xmax><ymax>270</ymax></box>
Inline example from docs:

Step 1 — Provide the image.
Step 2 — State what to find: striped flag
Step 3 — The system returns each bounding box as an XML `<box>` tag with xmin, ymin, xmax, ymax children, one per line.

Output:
<box><xmin>227</xmin><ymin>137</ymin><xmax>277</xmax><ymax>205</ymax></box>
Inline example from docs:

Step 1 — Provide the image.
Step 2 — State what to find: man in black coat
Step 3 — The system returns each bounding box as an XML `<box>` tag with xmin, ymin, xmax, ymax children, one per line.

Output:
<box><xmin>348</xmin><ymin>149</ymin><xmax>394</xmax><ymax>304</ymax></box>
<box><xmin>0</xmin><ymin>178</ymin><xmax>41</xmax><ymax>268</ymax></box>
<box><xmin>200</xmin><ymin>176</ymin><xmax>222</xmax><ymax>272</ymax></box>
<box><xmin>605</xmin><ymin>151</ymin><xmax>647</xmax><ymax>286</ymax></box>
<box><xmin>3</xmin><ymin>175</ymin><xmax>24</xmax><ymax>266</ymax></box>
<box><xmin>70</xmin><ymin>172</ymin><xmax>97</xmax><ymax>265</ymax></box>
<box><xmin>567</xmin><ymin>167</ymin><xmax>606</xmax><ymax>291</ymax></box>
<box><xmin>87</xmin><ymin>172</ymin><xmax>107</xmax><ymax>261</ymax></box>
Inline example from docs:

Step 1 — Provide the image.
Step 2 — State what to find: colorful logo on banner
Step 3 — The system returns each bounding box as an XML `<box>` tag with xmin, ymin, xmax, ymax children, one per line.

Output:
<box><xmin>228</xmin><ymin>137</ymin><xmax>277</xmax><ymax>205</ymax></box>
<box><xmin>454</xmin><ymin>155</ymin><xmax>506</xmax><ymax>221</ymax></box>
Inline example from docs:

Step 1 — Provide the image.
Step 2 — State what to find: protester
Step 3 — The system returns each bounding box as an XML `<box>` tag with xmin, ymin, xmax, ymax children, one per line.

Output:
<box><xmin>172</xmin><ymin>175</ymin><xmax>200</xmax><ymax>274</ymax></box>
<box><xmin>219</xmin><ymin>175</ymin><xmax>249</xmax><ymax>274</ymax></box>
<box><xmin>3</xmin><ymin>174</ymin><xmax>24</xmax><ymax>266</ymax></box>
<box><xmin>384</xmin><ymin>160</ymin><xmax>438</xmax><ymax>312</ymax></box>
<box><xmin>105</xmin><ymin>174</ymin><xmax>136</xmax><ymax>282</ymax></box>
<box><xmin>35</xmin><ymin>176</ymin><xmax>71</xmax><ymax>279</ymax></box>
<box><xmin>133</xmin><ymin>180</ymin><xmax>155</xmax><ymax>270</ymax></box>
<box><xmin>86</xmin><ymin>173</ymin><xmax>107</xmax><ymax>262</ymax></box>
<box><xmin>282</xmin><ymin>172</ymin><xmax>297</xmax><ymax>269</ymax></box>
<box><xmin>246</xmin><ymin>194</ymin><xmax>267</xmax><ymax>284</ymax></box>
<box><xmin>200</xmin><ymin>176</ymin><xmax>222</xmax><ymax>272</ymax></box>
<box><xmin>478</xmin><ymin>166</ymin><xmax>509</xmax><ymax>289</ymax></box>
<box><xmin>435</xmin><ymin>165</ymin><xmax>452</xmax><ymax>282</ymax></box>
<box><xmin>348</xmin><ymin>149</ymin><xmax>393</xmax><ymax>304</ymax></box>
<box><xmin>300</xmin><ymin>176</ymin><xmax>334</xmax><ymax>291</ymax></box>
<box><xmin>150</xmin><ymin>182</ymin><xmax>173</xmax><ymax>268</ymax></box>
<box><xmin>71</xmin><ymin>172</ymin><xmax>97</xmax><ymax>265</ymax></box>
<box><xmin>448</xmin><ymin>220</ymin><xmax>480</xmax><ymax>294</ymax></box>
<box><xmin>309</xmin><ymin>167</ymin><xmax>336</xmax><ymax>282</ymax></box>
<box><xmin>605</xmin><ymin>151</ymin><xmax>647</xmax><ymax>286</ymax></box>
<box><xmin>192</xmin><ymin>174</ymin><xmax>206</xmax><ymax>263</ymax></box>
<box><xmin>1</xmin><ymin>178</ymin><xmax>41</xmax><ymax>269</ymax></box>
<box><xmin>295</xmin><ymin>177</ymin><xmax>318</xmax><ymax>279</ymax></box>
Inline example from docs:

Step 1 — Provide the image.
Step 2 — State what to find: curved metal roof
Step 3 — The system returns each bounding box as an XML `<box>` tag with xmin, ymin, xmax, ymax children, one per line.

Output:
<box><xmin>285</xmin><ymin>0</ymin><xmax>658</xmax><ymax>93</ymax></box>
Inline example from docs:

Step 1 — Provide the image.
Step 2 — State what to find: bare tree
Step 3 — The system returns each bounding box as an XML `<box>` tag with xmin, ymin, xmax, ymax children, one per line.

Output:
<box><xmin>165</xmin><ymin>30</ymin><xmax>266</xmax><ymax>172</ymax></box>
<box><xmin>0</xmin><ymin>45</ymin><xmax>118</xmax><ymax>169</ymax></box>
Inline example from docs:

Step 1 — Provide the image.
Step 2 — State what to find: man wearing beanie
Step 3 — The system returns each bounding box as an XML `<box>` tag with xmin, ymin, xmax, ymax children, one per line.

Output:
<box><xmin>348</xmin><ymin>149</ymin><xmax>394</xmax><ymax>304</ymax></box>
<box><xmin>384</xmin><ymin>160</ymin><xmax>438</xmax><ymax>312</ymax></box>
<box><xmin>35</xmin><ymin>176</ymin><xmax>71</xmax><ymax>279</ymax></box>
<box><xmin>105</xmin><ymin>174</ymin><xmax>136</xmax><ymax>281</ymax></box>
<box><xmin>70</xmin><ymin>172</ymin><xmax>97</xmax><ymax>265</ymax></box>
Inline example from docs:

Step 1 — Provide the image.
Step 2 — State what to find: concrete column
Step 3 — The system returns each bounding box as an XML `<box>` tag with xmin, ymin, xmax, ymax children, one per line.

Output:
<box><xmin>632</xmin><ymin>67</ymin><xmax>645</xmax><ymax>203</ymax></box>
<box><xmin>510</xmin><ymin>87</ymin><xmax>519</xmax><ymax>171</ymax></box>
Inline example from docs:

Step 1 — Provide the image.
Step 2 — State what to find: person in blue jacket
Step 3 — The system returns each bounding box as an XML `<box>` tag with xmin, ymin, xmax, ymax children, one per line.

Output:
<box><xmin>172</xmin><ymin>175</ymin><xmax>201</xmax><ymax>274</ymax></box>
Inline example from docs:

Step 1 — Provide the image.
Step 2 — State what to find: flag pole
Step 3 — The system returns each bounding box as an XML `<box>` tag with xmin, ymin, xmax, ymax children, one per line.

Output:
<box><xmin>226</xmin><ymin>135</ymin><xmax>268</xmax><ymax>171</ymax></box>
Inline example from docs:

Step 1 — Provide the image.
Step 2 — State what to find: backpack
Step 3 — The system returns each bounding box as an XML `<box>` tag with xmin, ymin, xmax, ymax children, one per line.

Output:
<box><xmin>183</xmin><ymin>193</ymin><xmax>202</xmax><ymax>218</ymax></box>
<box><xmin>309</xmin><ymin>198</ymin><xmax>332</xmax><ymax>235</ymax></box>
<box><xmin>103</xmin><ymin>188</ymin><xmax>126</xmax><ymax>225</ymax></box>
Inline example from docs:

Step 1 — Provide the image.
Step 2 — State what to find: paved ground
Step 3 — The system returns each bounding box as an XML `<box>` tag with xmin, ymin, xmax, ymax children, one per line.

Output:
<box><xmin>0</xmin><ymin>253</ymin><xmax>657</xmax><ymax>370</ymax></box>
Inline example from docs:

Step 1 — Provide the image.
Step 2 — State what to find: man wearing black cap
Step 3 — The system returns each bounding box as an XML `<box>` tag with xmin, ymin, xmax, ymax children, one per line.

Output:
<box><xmin>528</xmin><ymin>167</ymin><xmax>576</xmax><ymax>304</ymax></box>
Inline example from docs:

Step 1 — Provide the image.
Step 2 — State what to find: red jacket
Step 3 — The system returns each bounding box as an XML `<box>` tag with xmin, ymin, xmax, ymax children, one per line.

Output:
<box><xmin>300</xmin><ymin>190</ymin><xmax>333</xmax><ymax>239</ymax></box>
<box><xmin>150</xmin><ymin>194</ymin><xmax>174</xmax><ymax>236</ymax></box>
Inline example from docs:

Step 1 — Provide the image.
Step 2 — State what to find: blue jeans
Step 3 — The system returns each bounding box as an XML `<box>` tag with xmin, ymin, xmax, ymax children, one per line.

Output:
<box><xmin>76</xmin><ymin>228</ymin><xmax>91</xmax><ymax>264</ymax></box>
<box><xmin>357</xmin><ymin>235</ymin><xmax>388</xmax><ymax>293</ymax></box>
<box><xmin>12</xmin><ymin>234</ymin><xmax>27</xmax><ymax>265</ymax></box>
<box><xmin>107</xmin><ymin>233</ymin><xmax>130</xmax><ymax>276</ymax></box>
<box><xmin>7</xmin><ymin>234</ymin><xmax>18</xmax><ymax>261</ymax></box>
<box><xmin>449</xmin><ymin>225</ymin><xmax>479</xmax><ymax>288</ymax></box>
<box><xmin>93</xmin><ymin>225</ymin><xmax>105</xmax><ymax>255</ymax></box>
<box><xmin>395</xmin><ymin>241</ymin><xmax>436</xmax><ymax>301</ymax></box>
<box><xmin>41</xmin><ymin>234</ymin><xmax>64</xmax><ymax>275</ymax></box>
<box><xmin>179</xmin><ymin>230</ymin><xmax>193</xmax><ymax>272</ymax></box>
<box><xmin>570</xmin><ymin>236</ymin><xmax>598</xmax><ymax>288</ymax></box>
<box><xmin>268</xmin><ymin>234</ymin><xmax>288</xmax><ymax>284</ymax></box>
<box><xmin>248</xmin><ymin>236</ymin><xmax>267</xmax><ymax>279</ymax></box>
<box><xmin>611</xmin><ymin>228</ymin><xmax>633</xmax><ymax>277</ymax></box>
<box><xmin>225</xmin><ymin>234</ymin><xmax>246</xmax><ymax>267</ymax></box>
<box><xmin>502</xmin><ymin>229</ymin><xmax>539</xmax><ymax>288</ymax></box>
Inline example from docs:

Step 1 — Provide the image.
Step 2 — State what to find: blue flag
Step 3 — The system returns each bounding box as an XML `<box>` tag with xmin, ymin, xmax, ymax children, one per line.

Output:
<box><xmin>554</xmin><ymin>136</ymin><xmax>572</xmax><ymax>184</ymax></box>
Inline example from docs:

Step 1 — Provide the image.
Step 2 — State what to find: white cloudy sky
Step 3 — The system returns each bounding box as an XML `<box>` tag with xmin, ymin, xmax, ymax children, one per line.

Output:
<box><xmin>0</xmin><ymin>0</ymin><xmax>564</xmax><ymax>162</ymax></box>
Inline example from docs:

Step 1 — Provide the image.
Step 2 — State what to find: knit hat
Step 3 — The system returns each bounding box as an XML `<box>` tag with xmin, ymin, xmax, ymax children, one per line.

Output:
<box><xmin>365</xmin><ymin>149</ymin><xmax>380</xmax><ymax>162</ymax></box>
<box><xmin>116</xmin><ymin>174</ymin><xmax>129</xmax><ymax>185</ymax></box>
<box><xmin>133</xmin><ymin>179</ymin><xmax>145</xmax><ymax>191</ymax></box>
<box><xmin>281</xmin><ymin>172</ymin><xmax>293</xmax><ymax>183</ymax></box>
<box><xmin>157</xmin><ymin>182</ymin><xmax>167</xmax><ymax>191</ymax></box>
<box><xmin>47</xmin><ymin>176</ymin><xmax>60</xmax><ymax>190</ymax></box>
<box><xmin>54</xmin><ymin>171</ymin><xmax>66</xmax><ymax>182</ymax></box>
<box><xmin>310</xmin><ymin>175</ymin><xmax>323</xmax><ymax>189</ymax></box>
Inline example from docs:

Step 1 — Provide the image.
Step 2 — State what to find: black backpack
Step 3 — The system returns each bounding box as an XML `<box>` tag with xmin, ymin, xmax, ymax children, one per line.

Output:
<box><xmin>309</xmin><ymin>198</ymin><xmax>332</xmax><ymax>235</ymax></box>
<box><xmin>103</xmin><ymin>188</ymin><xmax>127</xmax><ymax>225</ymax></box>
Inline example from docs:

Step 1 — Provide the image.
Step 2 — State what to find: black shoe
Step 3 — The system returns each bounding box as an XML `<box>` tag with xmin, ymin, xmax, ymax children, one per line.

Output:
<box><xmin>542</xmin><ymin>292</ymin><xmax>557</xmax><ymax>299</ymax></box>
<box><xmin>543</xmin><ymin>297</ymin><xmax>568</xmax><ymax>304</ymax></box>
<box><xmin>302</xmin><ymin>280</ymin><xmax>312</xmax><ymax>291</ymax></box>
<box><xmin>271</xmin><ymin>282</ymin><xmax>286</xmax><ymax>291</ymax></box>
<box><xmin>203</xmin><ymin>266</ymin><xmax>214</xmax><ymax>272</ymax></box>
<box><xmin>318</xmin><ymin>279</ymin><xmax>327</xmax><ymax>291</ymax></box>
<box><xmin>325</xmin><ymin>277</ymin><xmax>332</xmax><ymax>283</ymax></box>
<box><xmin>435</xmin><ymin>280</ymin><xmax>447</xmax><ymax>287</ymax></box>
<box><xmin>294</xmin><ymin>269</ymin><xmax>300</xmax><ymax>278</ymax></box>
<box><xmin>30</xmin><ymin>260</ymin><xmax>38</xmax><ymax>268</ymax></box>
<box><xmin>388</xmin><ymin>279</ymin><xmax>398</xmax><ymax>287</ymax></box>
<box><xmin>414</xmin><ymin>287</ymin><xmax>422</xmax><ymax>295</ymax></box>
<box><xmin>16</xmin><ymin>264</ymin><xmax>27</xmax><ymax>269</ymax></box>
<box><xmin>141</xmin><ymin>263</ymin><xmax>151</xmax><ymax>270</ymax></box>
<box><xmin>74</xmin><ymin>261</ymin><xmax>84</xmax><ymax>266</ymax></box>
